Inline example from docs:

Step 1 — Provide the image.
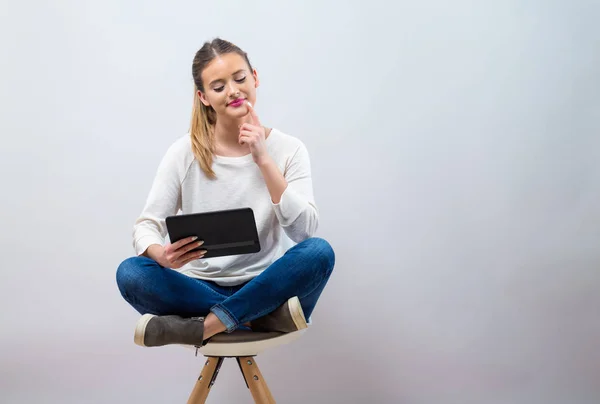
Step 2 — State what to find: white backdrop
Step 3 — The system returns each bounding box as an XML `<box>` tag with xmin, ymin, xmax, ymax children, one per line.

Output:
<box><xmin>1</xmin><ymin>1</ymin><xmax>599</xmax><ymax>403</ymax></box>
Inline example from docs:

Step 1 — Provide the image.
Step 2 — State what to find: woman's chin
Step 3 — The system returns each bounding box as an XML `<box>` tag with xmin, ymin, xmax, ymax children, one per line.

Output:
<box><xmin>224</xmin><ymin>108</ymin><xmax>248</xmax><ymax>120</ymax></box>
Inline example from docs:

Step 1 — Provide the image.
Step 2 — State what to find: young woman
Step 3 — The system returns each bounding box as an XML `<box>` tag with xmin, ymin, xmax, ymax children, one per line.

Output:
<box><xmin>116</xmin><ymin>38</ymin><xmax>335</xmax><ymax>347</ymax></box>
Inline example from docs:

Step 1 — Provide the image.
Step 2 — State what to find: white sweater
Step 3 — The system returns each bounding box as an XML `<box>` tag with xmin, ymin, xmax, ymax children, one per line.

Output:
<box><xmin>132</xmin><ymin>128</ymin><xmax>319</xmax><ymax>286</ymax></box>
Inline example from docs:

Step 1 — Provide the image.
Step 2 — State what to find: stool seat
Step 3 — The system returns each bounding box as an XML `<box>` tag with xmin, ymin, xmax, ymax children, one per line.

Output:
<box><xmin>198</xmin><ymin>328</ymin><xmax>307</xmax><ymax>357</ymax></box>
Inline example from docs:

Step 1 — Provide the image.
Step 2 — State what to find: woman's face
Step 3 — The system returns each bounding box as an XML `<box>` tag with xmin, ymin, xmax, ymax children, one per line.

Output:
<box><xmin>198</xmin><ymin>53</ymin><xmax>259</xmax><ymax>121</ymax></box>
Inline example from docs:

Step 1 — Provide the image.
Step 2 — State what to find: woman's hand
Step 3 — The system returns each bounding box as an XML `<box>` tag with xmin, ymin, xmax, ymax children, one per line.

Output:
<box><xmin>147</xmin><ymin>237</ymin><xmax>206</xmax><ymax>269</ymax></box>
<box><xmin>239</xmin><ymin>102</ymin><xmax>270</xmax><ymax>166</ymax></box>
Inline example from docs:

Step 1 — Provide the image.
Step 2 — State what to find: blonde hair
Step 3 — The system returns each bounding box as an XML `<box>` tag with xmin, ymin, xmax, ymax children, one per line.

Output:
<box><xmin>189</xmin><ymin>38</ymin><xmax>254</xmax><ymax>179</ymax></box>
<box><xmin>189</xmin><ymin>85</ymin><xmax>217</xmax><ymax>178</ymax></box>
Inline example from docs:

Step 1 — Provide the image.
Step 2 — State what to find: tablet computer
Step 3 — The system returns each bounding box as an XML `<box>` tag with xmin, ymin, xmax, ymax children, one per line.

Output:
<box><xmin>165</xmin><ymin>207</ymin><xmax>261</xmax><ymax>259</ymax></box>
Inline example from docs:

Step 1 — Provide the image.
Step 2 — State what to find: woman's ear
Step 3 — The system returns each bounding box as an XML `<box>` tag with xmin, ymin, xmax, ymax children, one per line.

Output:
<box><xmin>198</xmin><ymin>90</ymin><xmax>211</xmax><ymax>107</ymax></box>
<box><xmin>252</xmin><ymin>69</ymin><xmax>260</xmax><ymax>88</ymax></box>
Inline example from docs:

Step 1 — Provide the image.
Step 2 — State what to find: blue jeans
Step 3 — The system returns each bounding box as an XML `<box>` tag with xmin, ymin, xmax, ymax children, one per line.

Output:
<box><xmin>116</xmin><ymin>237</ymin><xmax>335</xmax><ymax>332</ymax></box>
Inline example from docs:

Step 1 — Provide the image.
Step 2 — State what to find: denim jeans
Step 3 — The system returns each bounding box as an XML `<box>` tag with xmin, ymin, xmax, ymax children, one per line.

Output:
<box><xmin>116</xmin><ymin>237</ymin><xmax>335</xmax><ymax>332</ymax></box>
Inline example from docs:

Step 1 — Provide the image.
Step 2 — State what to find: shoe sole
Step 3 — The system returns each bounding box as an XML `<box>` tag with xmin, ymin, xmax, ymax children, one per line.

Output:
<box><xmin>288</xmin><ymin>296</ymin><xmax>308</xmax><ymax>330</ymax></box>
<box><xmin>134</xmin><ymin>313</ymin><xmax>156</xmax><ymax>347</ymax></box>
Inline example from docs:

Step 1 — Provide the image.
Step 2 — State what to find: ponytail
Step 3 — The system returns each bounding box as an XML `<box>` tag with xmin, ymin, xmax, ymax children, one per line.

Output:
<box><xmin>190</xmin><ymin>85</ymin><xmax>217</xmax><ymax>179</ymax></box>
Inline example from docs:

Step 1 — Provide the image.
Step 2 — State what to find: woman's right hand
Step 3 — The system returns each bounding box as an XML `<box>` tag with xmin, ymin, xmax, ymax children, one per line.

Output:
<box><xmin>148</xmin><ymin>237</ymin><xmax>206</xmax><ymax>269</ymax></box>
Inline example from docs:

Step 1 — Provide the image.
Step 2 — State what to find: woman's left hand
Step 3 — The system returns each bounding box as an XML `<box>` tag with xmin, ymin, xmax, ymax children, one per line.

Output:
<box><xmin>239</xmin><ymin>102</ymin><xmax>270</xmax><ymax>166</ymax></box>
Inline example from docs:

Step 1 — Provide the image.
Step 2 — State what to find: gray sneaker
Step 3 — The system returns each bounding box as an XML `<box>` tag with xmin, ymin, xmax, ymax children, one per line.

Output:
<box><xmin>251</xmin><ymin>296</ymin><xmax>308</xmax><ymax>333</ymax></box>
<box><xmin>134</xmin><ymin>314</ymin><xmax>205</xmax><ymax>347</ymax></box>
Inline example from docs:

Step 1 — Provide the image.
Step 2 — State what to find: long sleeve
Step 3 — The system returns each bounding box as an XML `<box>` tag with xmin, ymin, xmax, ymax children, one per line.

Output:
<box><xmin>271</xmin><ymin>142</ymin><xmax>319</xmax><ymax>242</ymax></box>
<box><xmin>132</xmin><ymin>144</ymin><xmax>183</xmax><ymax>256</ymax></box>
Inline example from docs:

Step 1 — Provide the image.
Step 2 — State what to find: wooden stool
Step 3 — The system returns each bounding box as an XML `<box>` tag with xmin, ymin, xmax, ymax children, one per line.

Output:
<box><xmin>186</xmin><ymin>328</ymin><xmax>307</xmax><ymax>403</ymax></box>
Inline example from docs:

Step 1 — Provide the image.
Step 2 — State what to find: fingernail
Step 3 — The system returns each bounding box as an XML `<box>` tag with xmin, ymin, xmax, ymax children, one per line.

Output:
<box><xmin>247</xmin><ymin>101</ymin><xmax>252</xmax><ymax>107</ymax></box>
<box><xmin>197</xmin><ymin>241</ymin><xmax>204</xmax><ymax>246</ymax></box>
<box><xmin>192</xmin><ymin>236</ymin><xmax>198</xmax><ymax>240</ymax></box>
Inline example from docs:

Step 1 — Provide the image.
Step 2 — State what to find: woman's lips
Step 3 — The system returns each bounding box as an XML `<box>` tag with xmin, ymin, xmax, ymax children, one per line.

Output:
<box><xmin>228</xmin><ymin>98</ymin><xmax>245</xmax><ymax>108</ymax></box>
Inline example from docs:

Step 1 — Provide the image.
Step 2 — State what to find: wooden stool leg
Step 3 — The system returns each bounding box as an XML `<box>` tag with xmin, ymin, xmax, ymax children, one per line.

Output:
<box><xmin>187</xmin><ymin>357</ymin><xmax>224</xmax><ymax>404</ymax></box>
<box><xmin>237</xmin><ymin>356</ymin><xmax>276</xmax><ymax>404</ymax></box>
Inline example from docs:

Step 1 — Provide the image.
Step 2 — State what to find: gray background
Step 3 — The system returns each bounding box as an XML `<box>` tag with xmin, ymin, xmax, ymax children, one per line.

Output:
<box><xmin>1</xmin><ymin>1</ymin><xmax>599</xmax><ymax>403</ymax></box>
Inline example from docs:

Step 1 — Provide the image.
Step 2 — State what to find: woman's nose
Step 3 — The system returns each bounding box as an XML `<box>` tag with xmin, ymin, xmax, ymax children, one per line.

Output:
<box><xmin>227</xmin><ymin>82</ymin><xmax>240</xmax><ymax>96</ymax></box>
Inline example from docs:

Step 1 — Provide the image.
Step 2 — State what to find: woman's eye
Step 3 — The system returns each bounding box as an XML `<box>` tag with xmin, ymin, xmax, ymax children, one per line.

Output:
<box><xmin>213</xmin><ymin>77</ymin><xmax>245</xmax><ymax>92</ymax></box>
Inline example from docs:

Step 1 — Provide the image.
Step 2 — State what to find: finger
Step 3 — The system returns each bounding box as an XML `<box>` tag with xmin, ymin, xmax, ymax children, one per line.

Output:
<box><xmin>239</xmin><ymin>123</ymin><xmax>258</xmax><ymax>132</ymax></box>
<box><xmin>178</xmin><ymin>250</ymin><xmax>206</xmax><ymax>265</ymax></box>
<box><xmin>169</xmin><ymin>239</ymin><xmax>202</xmax><ymax>263</ymax></box>
<box><xmin>246</xmin><ymin>101</ymin><xmax>261</xmax><ymax>126</ymax></box>
<box><xmin>238</xmin><ymin>134</ymin><xmax>252</xmax><ymax>145</ymax></box>
<box><xmin>239</xmin><ymin>130</ymin><xmax>256</xmax><ymax>137</ymax></box>
<box><xmin>170</xmin><ymin>236</ymin><xmax>199</xmax><ymax>251</ymax></box>
<box><xmin>179</xmin><ymin>239</ymin><xmax>204</xmax><ymax>254</ymax></box>
<box><xmin>186</xmin><ymin>249</ymin><xmax>207</xmax><ymax>261</ymax></box>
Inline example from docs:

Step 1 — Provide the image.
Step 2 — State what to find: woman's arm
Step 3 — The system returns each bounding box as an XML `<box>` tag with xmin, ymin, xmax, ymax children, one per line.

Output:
<box><xmin>257</xmin><ymin>156</ymin><xmax>287</xmax><ymax>204</ymax></box>
<box><xmin>266</xmin><ymin>142</ymin><xmax>319</xmax><ymax>242</ymax></box>
<box><xmin>132</xmin><ymin>143</ymin><xmax>183</xmax><ymax>257</ymax></box>
<box><xmin>239</xmin><ymin>102</ymin><xmax>319</xmax><ymax>242</ymax></box>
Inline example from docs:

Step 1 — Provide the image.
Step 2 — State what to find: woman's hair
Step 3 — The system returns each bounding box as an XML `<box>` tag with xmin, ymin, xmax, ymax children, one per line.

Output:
<box><xmin>190</xmin><ymin>38</ymin><xmax>254</xmax><ymax>178</ymax></box>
